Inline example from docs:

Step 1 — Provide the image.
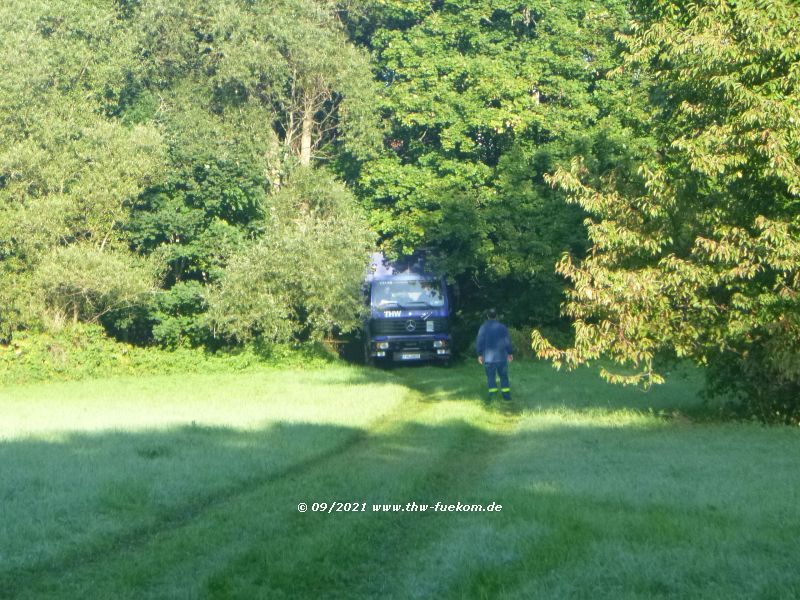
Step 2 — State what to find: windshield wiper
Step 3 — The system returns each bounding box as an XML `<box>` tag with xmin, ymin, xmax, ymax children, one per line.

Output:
<box><xmin>402</xmin><ymin>301</ymin><xmax>432</xmax><ymax>307</ymax></box>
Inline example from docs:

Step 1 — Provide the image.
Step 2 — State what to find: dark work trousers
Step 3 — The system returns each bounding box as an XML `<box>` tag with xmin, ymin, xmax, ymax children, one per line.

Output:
<box><xmin>484</xmin><ymin>361</ymin><xmax>510</xmax><ymax>398</ymax></box>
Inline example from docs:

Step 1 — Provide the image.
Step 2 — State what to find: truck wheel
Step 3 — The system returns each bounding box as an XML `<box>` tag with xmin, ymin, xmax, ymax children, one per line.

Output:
<box><xmin>363</xmin><ymin>344</ymin><xmax>374</xmax><ymax>366</ymax></box>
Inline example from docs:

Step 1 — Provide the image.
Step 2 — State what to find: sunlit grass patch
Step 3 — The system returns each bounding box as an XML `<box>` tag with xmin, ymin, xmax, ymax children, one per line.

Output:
<box><xmin>0</xmin><ymin>367</ymin><xmax>407</xmax><ymax>439</ymax></box>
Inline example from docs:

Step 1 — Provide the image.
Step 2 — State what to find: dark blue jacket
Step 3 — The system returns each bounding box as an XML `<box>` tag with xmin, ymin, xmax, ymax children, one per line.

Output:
<box><xmin>476</xmin><ymin>319</ymin><xmax>513</xmax><ymax>363</ymax></box>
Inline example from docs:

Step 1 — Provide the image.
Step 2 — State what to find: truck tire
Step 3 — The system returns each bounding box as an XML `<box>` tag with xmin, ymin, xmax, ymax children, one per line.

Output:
<box><xmin>363</xmin><ymin>344</ymin><xmax>374</xmax><ymax>366</ymax></box>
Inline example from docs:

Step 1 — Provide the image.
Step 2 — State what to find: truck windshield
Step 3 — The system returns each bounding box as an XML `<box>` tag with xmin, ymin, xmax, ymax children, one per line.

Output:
<box><xmin>371</xmin><ymin>279</ymin><xmax>445</xmax><ymax>308</ymax></box>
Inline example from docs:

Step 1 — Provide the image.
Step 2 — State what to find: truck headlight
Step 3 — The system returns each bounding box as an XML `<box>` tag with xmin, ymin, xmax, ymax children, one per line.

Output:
<box><xmin>433</xmin><ymin>340</ymin><xmax>447</xmax><ymax>348</ymax></box>
<box><xmin>376</xmin><ymin>342</ymin><xmax>389</xmax><ymax>350</ymax></box>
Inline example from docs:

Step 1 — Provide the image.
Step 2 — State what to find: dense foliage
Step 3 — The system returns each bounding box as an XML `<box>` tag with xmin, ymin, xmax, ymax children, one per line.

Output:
<box><xmin>207</xmin><ymin>171</ymin><xmax>374</xmax><ymax>343</ymax></box>
<box><xmin>0</xmin><ymin>323</ymin><xmax>335</xmax><ymax>384</ymax></box>
<box><xmin>346</xmin><ymin>0</ymin><xmax>652</xmax><ymax>331</ymax></box>
<box><xmin>0</xmin><ymin>0</ymin><xmax>375</xmax><ymax>346</ymax></box>
<box><xmin>533</xmin><ymin>0</ymin><xmax>800</xmax><ymax>422</ymax></box>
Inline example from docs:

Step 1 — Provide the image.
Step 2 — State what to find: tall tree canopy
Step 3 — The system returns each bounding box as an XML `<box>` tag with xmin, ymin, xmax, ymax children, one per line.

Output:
<box><xmin>0</xmin><ymin>0</ymin><xmax>377</xmax><ymax>346</ymax></box>
<box><xmin>0</xmin><ymin>0</ymin><xmax>165</xmax><ymax>335</ymax></box>
<box><xmin>534</xmin><ymin>0</ymin><xmax>800</xmax><ymax>421</ymax></box>
<box><xmin>348</xmin><ymin>0</ymin><xmax>651</xmax><ymax>329</ymax></box>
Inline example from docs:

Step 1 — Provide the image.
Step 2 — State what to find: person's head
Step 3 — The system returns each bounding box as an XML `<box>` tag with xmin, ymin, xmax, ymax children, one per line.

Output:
<box><xmin>486</xmin><ymin>308</ymin><xmax>497</xmax><ymax>320</ymax></box>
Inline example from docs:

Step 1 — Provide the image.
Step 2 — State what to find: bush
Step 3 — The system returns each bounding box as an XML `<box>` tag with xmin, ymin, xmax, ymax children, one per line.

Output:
<box><xmin>0</xmin><ymin>324</ymin><xmax>336</xmax><ymax>385</ymax></box>
<box><xmin>34</xmin><ymin>245</ymin><xmax>158</xmax><ymax>324</ymax></box>
<box><xmin>101</xmin><ymin>281</ymin><xmax>216</xmax><ymax>348</ymax></box>
<box><xmin>704</xmin><ymin>334</ymin><xmax>800</xmax><ymax>425</ymax></box>
<box><xmin>507</xmin><ymin>327</ymin><xmax>537</xmax><ymax>360</ymax></box>
<box><xmin>207</xmin><ymin>170</ymin><xmax>374</xmax><ymax>343</ymax></box>
<box><xmin>151</xmin><ymin>281</ymin><xmax>212</xmax><ymax>348</ymax></box>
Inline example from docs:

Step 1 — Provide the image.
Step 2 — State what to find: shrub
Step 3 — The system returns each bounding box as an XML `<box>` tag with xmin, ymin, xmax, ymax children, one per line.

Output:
<box><xmin>704</xmin><ymin>333</ymin><xmax>800</xmax><ymax>425</ymax></box>
<box><xmin>0</xmin><ymin>324</ymin><xmax>335</xmax><ymax>385</ymax></box>
<box><xmin>151</xmin><ymin>281</ymin><xmax>212</xmax><ymax>348</ymax></box>
<box><xmin>507</xmin><ymin>327</ymin><xmax>537</xmax><ymax>360</ymax></box>
<box><xmin>207</xmin><ymin>170</ymin><xmax>374</xmax><ymax>343</ymax></box>
<box><xmin>33</xmin><ymin>245</ymin><xmax>158</xmax><ymax>324</ymax></box>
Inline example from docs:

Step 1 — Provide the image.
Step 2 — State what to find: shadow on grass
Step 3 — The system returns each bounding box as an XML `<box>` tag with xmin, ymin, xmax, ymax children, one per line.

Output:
<box><xmin>2</xmin><ymin>411</ymin><xmax>799</xmax><ymax>599</ymax></box>
<box><xmin>0</xmin><ymin>422</ymin><xmax>364</xmax><ymax>588</ymax></box>
<box><xmin>380</xmin><ymin>359</ymin><xmax>707</xmax><ymax>418</ymax></box>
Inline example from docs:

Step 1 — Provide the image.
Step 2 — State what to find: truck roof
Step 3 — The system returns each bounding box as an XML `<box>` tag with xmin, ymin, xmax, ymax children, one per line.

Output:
<box><xmin>366</xmin><ymin>252</ymin><xmax>439</xmax><ymax>282</ymax></box>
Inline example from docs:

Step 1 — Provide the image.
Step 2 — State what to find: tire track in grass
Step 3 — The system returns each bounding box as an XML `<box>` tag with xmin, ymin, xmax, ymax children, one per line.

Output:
<box><xmin>359</xmin><ymin>399</ymin><xmax>524</xmax><ymax>599</ymax></box>
<box><xmin>0</xmin><ymin>435</ymin><xmax>357</xmax><ymax>597</ymax></box>
<box><xmin>0</xmin><ymin>390</ymin><xmax>416</xmax><ymax>598</ymax></box>
<box><xmin>202</xmin><ymin>388</ymin><xmax>526</xmax><ymax>599</ymax></box>
<box><xmin>7</xmin><ymin>372</ymin><xmax>525</xmax><ymax>599</ymax></box>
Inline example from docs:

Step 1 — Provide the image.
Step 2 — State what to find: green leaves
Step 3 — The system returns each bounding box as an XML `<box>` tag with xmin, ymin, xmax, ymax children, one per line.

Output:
<box><xmin>0</xmin><ymin>0</ymin><xmax>379</xmax><ymax>346</ymax></box>
<box><xmin>355</xmin><ymin>0</ymin><xmax>641</xmax><ymax>328</ymax></box>
<box><xmin>34</xmin><ymin>245</ymin><xmax>159</xmax><ymax>325</ymax></box>
<box><xmin>207</xmin><ymin>170</ymin><xmax>374</xmax><ymax>343</ymax></box>
<box><xmin>538</xmin><ymin>0</ymin><xmax>800</xmax><ymax>418</ymax></box>
<box><xmin>0</xmin><ymin>1</ymin><xmax>165</xmax><ymax>259</ymax></box>
<box><xmin>0</xmin><ymin>0</ymin><xmax>167</xmax><ymax>340</ymax></box>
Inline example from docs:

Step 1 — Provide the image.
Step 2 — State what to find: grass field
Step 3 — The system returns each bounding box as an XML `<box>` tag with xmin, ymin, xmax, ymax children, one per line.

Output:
<box><xmin>1</xmin><ymin>360</ymin><xmax>799</xmax><ymax>599</ymax></box>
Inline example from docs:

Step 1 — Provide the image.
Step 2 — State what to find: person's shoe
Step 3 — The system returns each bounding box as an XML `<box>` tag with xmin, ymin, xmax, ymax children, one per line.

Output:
<box><xmin>502</xmin><ymin>394</ymin><xmax>512</xmax><ymax>401</ymax></box>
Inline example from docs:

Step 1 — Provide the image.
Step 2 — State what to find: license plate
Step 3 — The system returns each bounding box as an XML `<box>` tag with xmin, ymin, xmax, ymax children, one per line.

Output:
<box><xmin>400</xmin><ymin>353</ymin><xmax>421</xmax><ymax>360</ymax></box>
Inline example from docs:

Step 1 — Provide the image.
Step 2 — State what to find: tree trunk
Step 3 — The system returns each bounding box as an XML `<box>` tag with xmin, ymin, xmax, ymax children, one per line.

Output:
<box><xmin>300</xmin><ymin>92</ymin><xmax>314</xmax><ymax>167</ymax></box>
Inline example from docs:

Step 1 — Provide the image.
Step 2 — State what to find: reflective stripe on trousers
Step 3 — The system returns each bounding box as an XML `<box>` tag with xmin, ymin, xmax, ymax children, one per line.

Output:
<box><xmin>484</xmin><ymin>361</ymin><xmax>510</xmax><ymax>393</ymax></box>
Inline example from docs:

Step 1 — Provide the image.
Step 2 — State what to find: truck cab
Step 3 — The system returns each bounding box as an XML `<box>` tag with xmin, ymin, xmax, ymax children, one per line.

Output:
<box><xmin>364</xmin><ymin>253</ymin><xmax>452</xmax><ymax>364</ymax></box>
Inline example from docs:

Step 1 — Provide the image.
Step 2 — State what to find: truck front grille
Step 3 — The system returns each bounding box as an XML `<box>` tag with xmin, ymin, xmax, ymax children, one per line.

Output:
<box><xmin>370</xmin><ymin>317</ymin><xmax>449</xmax><ymax>335</ymax></box>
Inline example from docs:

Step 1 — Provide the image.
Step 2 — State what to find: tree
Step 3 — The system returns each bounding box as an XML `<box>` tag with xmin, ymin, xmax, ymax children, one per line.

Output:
<box><xmin>0</xmin><ymin>0</ymin><xmax>165</xmax><ymax>339</ymax></box>
<box><xmin>348</xmin><ymin>0</ymin><xmax>642</xmax><ymax>330</ymax></box>
<box><xmin>129</xmin><ymin>0</ymin><xmax>380</xmax><ymax>175</ymax></box>
<box><xmin>0</xmin><ymin>1</ymin><xmax>165</xmax><ymax>257</ymax></box>
<box><xmin>110</xmin><ymin>0</ymin><xmax>382</xmax><ymax>345</ymax></box>
<box><xmin>534</xmin><ymin>0</ymin><xmax>800</xmax><ymax>421</ymax></box>
<box><xmin>207</xmin><ymin>170</ymin><xmax>374</xmax><ymax>343</ymax></box>
<box><xmin>0</xmin><ymin>1</ymin><xmax>381</xmax><ymax>347</ymax></box>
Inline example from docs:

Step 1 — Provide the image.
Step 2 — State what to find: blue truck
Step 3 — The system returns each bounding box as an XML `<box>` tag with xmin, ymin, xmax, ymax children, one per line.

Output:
<box><xmin>363</xmin><ymin>253</ymin><xmax>452</xmax><ymax>365</ymax></box>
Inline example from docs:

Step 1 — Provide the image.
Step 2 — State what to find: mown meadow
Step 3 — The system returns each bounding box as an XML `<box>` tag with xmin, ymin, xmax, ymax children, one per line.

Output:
<box><xmin>2</xmin><ymin>361</ymin><xmax>799</xmax><ymax>599</ymax></box>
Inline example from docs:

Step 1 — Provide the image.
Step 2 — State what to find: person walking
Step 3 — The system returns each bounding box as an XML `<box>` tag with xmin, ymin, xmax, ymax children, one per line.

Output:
<box><xmin>476</xmin><ymin>308</ymin><xmax>513</xmax><ymax>401</ymax></box>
